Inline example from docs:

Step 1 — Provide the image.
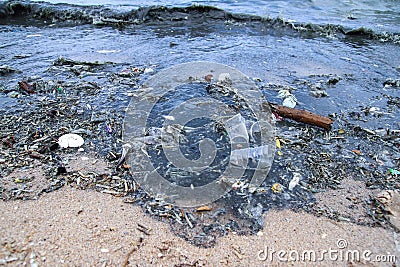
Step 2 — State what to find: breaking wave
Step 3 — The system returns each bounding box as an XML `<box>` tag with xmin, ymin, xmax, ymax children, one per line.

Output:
<box><xmin>1</xmin><ymin>0</ymin><xmax>399</xmax><ymax>44</ymax></box>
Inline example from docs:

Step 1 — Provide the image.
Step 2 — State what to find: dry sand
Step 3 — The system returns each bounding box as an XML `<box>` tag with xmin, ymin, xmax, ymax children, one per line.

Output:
<box><xmin>1</xmin><ymin>185</ymin><xmax>399</xmax><ymax>267</ymax></box>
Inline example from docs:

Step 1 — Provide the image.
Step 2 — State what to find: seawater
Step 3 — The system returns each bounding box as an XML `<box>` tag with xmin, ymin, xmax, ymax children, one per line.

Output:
<box><xmin>31</xmin><ymin>0</ymin><xmax>400</xmax><ymax>33</ymax></box>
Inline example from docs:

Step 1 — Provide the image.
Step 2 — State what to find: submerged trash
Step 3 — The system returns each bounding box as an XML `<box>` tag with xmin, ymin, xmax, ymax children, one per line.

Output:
<box><xmin>58</xmin><ymin>134</ymin><xmax>84</xmax><ymax>148</ymax></box>
<box><xmin>230</xmin><ymin>146</ymin><xmax>273</xmax><ymax>169</ymax></box>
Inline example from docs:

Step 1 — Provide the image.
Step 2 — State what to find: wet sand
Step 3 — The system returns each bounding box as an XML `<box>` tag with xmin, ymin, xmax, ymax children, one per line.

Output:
<box><xmin>0</xmin><ymin>185</ymin><xmax>398</xmax><ymax>266</ymax></box>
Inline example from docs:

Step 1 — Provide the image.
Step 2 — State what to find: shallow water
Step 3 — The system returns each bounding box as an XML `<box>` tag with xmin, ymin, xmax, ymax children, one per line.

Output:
<box><xmin>1</xmin><ymin>7</ymin><xmax>399</xmax><ymax>127</ymax></box>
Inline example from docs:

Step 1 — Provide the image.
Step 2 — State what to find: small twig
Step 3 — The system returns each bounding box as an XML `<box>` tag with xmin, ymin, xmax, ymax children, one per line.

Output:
<box><xmin>137</xmin><ymin>223</ymin><xmax>150</xmax><ymax>230</ymax></box>
<box><xmin>137</xmin><ymin>223</ymin><xmax>151</xmax><ymax>235</ymax></box>
<box><xmin>122</xmin><ymin>237</ymin><xmax>144</xmax><ymax>267</ymax></box>
<box><xmin>116</xmin><ymin>143</ymin><xmax>131</xmax><ymax>169</ymax></box>
<box><xmin>184</xmin><ymin>212</ymin><xmax>193</xmax><ymax>228</ymax></box>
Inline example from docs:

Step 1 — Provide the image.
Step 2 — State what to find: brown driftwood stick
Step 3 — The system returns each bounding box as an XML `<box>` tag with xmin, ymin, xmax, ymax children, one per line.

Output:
<box><xmin>266</xmin><ymin>103</ymin><xmax>333</xmax><ymax>130</ymax></box>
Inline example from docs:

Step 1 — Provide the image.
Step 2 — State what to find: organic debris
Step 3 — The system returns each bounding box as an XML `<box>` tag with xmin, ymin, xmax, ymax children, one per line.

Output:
<box><xmin>267</xmin><ymin>102</ymin><xmax>333</xmax><ymax>130</ymax></box>
<box><xmin>0</xmin><ymin>65</ymin><xmax>20</xmax><ymax>75</ymax></box>
<box><xmin>18</xmin><ymin>81</ymin><xmax>35</xmax><ymax>94</ymax></box>
<box><xmin>0</xmin><ymin>53</ymin><xmax>399</xmax><ymax>248</ymax></box>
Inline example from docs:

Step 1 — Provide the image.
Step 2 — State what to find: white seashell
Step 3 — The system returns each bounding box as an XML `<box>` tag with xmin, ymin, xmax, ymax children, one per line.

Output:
<box><xmin>58</xmin><ymin>134</ymin><xmax>84</xmax><ymax>148</ymax></box>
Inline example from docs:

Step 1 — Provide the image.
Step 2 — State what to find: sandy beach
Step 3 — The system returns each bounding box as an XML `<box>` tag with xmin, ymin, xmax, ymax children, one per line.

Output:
<box><xmin>1</xmin><ymin>180</ymin><xmax>399</xmax><ymax>266</ymax></box>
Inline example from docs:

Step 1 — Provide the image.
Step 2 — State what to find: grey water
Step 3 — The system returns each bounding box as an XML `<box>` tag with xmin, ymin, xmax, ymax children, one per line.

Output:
<box><xmin>32</xmin><ymin>0</ymin><xmax>400</xmax><ymax>33</ymax></box>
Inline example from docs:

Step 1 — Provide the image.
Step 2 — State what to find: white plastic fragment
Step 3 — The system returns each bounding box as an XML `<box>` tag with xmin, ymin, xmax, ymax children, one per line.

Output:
<box><xmin>288</xmin><ymin>173</ymin><xmax>301</xmax><ymax>191</ymax></box>
<box><xmin>144</xmin><ymin>67</ymin><xmax>154</xmax><ymax>73</ymax></box>
<box><xmin>58</xmin><ymin>134</ymin><xmax>84</xmax><ymax>148</ymax></box>
<box><xmin>277</xmin><ymin>90</ymin><xmax>297</xmax><ymax>108</ymax></box>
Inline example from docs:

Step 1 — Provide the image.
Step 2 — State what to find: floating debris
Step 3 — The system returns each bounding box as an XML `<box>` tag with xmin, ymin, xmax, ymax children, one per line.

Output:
<box><xmin>204</xmin><ymin>74</ymin><xmax>213</xmax><ymax>82</ymax></box>
<box><xmin>0</xmin><ymin>65</ymin><xmax>20</xmax><ymax>75</ymax></box>
<box><xmin>96</xmin><ymin>50</ymin><xmax>121</xmax><ymax>54</ymax></box>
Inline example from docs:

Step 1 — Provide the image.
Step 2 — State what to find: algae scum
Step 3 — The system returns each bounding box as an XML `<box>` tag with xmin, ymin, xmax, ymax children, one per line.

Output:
<box><xmin>0</xmin><ymin>0</ymin><xmax>400</xmax><ymax>247</ymax></box>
